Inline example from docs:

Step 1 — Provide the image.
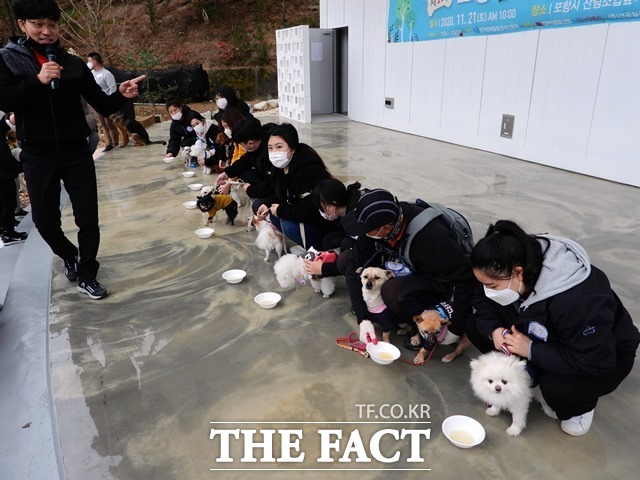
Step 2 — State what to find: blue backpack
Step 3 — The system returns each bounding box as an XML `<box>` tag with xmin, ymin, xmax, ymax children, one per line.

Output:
<box><xmin>401</xmin><ymin>199</ymin><xmax>474</xmax><ymax>268</ymax></box>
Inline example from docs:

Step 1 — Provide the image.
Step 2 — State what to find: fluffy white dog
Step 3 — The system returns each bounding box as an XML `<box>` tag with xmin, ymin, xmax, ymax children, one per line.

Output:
<box><xmin>189</xmin><ymin>142</ymin><xmax>211</xmax><ymax>175</ymax></box>
<box><xmin>274</xmin><ymin>251</ymin><xmax>336</xmax><ymax>298</ymax></box>
<box><xmin>470</xmin><ymin>351</ymin><xmax>556</xmax><ymax>436</ymax></box>
<box><xmin>250</xmin><ymin>215</ymin><xmax>283</xmax><ymax>262</ymax></box>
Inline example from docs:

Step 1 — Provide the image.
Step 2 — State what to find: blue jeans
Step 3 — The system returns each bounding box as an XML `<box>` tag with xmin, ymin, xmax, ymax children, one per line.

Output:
<box><xmin>269</xmin><ymin>216</ymin><xmax>325</xmax><ymax>250</ymax></box>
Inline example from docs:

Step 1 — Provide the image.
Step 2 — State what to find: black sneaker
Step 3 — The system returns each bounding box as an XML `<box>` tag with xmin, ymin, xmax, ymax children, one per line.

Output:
<box><xmin>14</xmin><ymin>208</ymin><xmax>28</xmax><ymax>217</ymax></box>
<box><xmin>64</xmin><ymin>254</ymin><xmax>79</xmax><ymax>282</ymax></box>
<box><xmin>77</xmin><ymin>279</ymin><xmax>109</xmax><ymax>299</ymax></box>
<box><xmin>2</xmin><ymin>231</ymin><xmax>28</xmax><ymax>245</ymax></box>
<box><xmin>103</xmin><ymin>144</ymin><xmax>114</xmax><ymax>152</ymax></box>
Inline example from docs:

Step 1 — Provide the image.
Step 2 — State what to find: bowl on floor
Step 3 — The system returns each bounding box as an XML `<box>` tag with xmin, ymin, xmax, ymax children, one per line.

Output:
<box><xmin>254</xmin><ymin>292</ymin><xmax>281</xmax><ymax>309</ymax></box>
<box><xmin>366</xmin><ymin>341</ymin><xmax>401</xmax><ymax>365</ymax></box>
<box><xmin>195</xmin><ymin>227</ymin><xmax>214</xmax><ymax>239</ymax></box>
<box><xmin>442</xmin><ymin>415</ymin><xmax>485</xmax><ymax>449</ymax></box>
<box><xmin>188</xmin><ymin>183</ymin><xmax>203</xmax><ymax>191</ymax></box>
<box><xmin>222</xmin><ymin>269</ymin><xmax>247</xmax><ymax>284</ymax></box>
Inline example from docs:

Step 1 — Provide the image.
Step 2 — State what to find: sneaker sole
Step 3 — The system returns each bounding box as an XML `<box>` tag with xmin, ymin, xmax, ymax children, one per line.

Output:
<box><xmin>65</xmin><ymin>272</ymin><xmax>79</xmax><ymax>282</ymax></box>
<box><xmin>77</xmin><ymin>285</ymin><xmax>109</xmax><ymax>300</ymax></box>
<box><xmin>2</xmin><ymin>239</ymin><xmax>27</xmax><ymax>246</ymax></box>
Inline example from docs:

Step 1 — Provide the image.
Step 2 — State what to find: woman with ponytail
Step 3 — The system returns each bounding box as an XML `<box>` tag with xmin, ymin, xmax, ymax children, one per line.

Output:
<box><xmin>468</xmin><ymin>220</ymin><xmax>639</xmax><ymax>436</ymax></box>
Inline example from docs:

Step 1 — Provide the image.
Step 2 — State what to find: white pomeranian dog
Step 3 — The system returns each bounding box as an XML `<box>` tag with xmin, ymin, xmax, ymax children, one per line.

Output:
<box><xmin>250</xmin><ymin>215</ymin><xmax>283</xmax><ymax>262</ymax></box>
<box><xmin>189</xmin><ymin>142</ymin><xmax>211</xmax><ymax>175</ymax></box>
<box><xmin>470</xmin><ymin>351</ymin><xmax>556</xmax><ymax>436</ymax></box>
<box><xmin>273</xmin><ymin>251</ymin><xmax>336</xmax><ymax>298</ymax></box>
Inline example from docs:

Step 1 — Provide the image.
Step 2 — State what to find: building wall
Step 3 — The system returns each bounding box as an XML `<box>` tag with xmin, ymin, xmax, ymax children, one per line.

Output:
<box><xmin>320</xmin><ymin>0</ymin><xmax>640</xmax><ymax>187</ymax></box>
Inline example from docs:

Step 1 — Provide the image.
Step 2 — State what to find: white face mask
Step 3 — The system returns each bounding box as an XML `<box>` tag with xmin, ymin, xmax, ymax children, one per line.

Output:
<box><xmin>193</xmin><ymin>124</ymin><xmax>205</xmax><ymax>135</ymax></box>
<box><xmin>170</xmin><ymin>112</ymin><xmax>182</xmax><ymax>121</ymax></box>
<box><xmin>484</xmin><ymin>276</ymin><xmax>521</xmax><ymax>306</ymax></box>
<box><xmin>86</xmin><ymin>61</ymin><xmax>94</xmax><ymax>70</ymax></box>
<box><xmin>319</xmin><ymin>209</ymin><xmax>338</xmax><ymax>221</ymax></box>
<box><xmin>216</xmin><ymin>98</ymin><xmax>228</xmax><ymax>110</ymax></box>
<box><xmin>224</xmin><ymin>128</ymin><xmax>232</xmax><ymax>138</ymax></box>
<box><xmin>269</xmin><ymin>151</ymin><xmax>291</xmax><ymax>169</ymax></box>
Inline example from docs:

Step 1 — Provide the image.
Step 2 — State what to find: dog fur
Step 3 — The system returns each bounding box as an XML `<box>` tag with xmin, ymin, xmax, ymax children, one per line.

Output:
<box><xmin>196</xmin><ymin>190</ymin><xmax>238</xmax><ymax>226</ymax></box>
<box><xmin>251</xmin><ymin>215</ymin><xmax>284</xmax><ymax>262</ymax></box>
<box><xmin>470</xmin><ymin>351</ymin><xmax>557</xmax><ymax>436</ymax></box>
<box><xmin>412</xmin><ymin>310</ymin><xmax>471</xmax><ymax>364</ymax></box>
<box><xmin>189</xmin><ymin>142</ymin><xmax>211</xmax><ymax>175</ymax></box>
<box><xmin>274</xmin><ymin>252</ymin><xmax>336</xmax><ymax>298</ymax></box>
<box><xmin>358</xmin><ymin>266</ymin><xmax>395</xmax><ymax>342</ymax></box>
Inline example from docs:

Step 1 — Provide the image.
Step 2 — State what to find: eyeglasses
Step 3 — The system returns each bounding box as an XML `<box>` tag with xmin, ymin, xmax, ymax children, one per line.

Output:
<box><xmin>25</xmin><ymin>20</ymin><xmax>59</xmax><ymax>30</ymax></box>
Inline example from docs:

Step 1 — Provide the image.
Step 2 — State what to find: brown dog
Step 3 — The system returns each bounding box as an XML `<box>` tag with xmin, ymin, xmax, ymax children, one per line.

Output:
<box><xmin>412</xmin><ymin>309</ymin><xmax>471</xmax><ymax>364</ymax></box>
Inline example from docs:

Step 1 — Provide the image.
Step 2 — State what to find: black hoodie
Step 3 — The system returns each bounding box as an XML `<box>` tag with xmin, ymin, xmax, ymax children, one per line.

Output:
<box><xmin>0</xmin><ymin>37</ymin><xmax>126</xmax><ymax>155</ymax></box>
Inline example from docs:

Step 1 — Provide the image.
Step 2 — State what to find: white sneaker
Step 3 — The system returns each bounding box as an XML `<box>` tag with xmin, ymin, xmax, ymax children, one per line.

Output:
<box><xmin>440</xmin><ymin>330</ymin><xmax>460</xmax><ymax>345</ymax></box>
<box><xmin>561</xmin><ymin>410</ymin><xmax>594</xmax><ymax>436</ymax></box>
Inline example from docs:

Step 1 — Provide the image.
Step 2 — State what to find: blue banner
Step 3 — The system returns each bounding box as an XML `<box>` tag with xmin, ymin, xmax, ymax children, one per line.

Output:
<box><xmin>388</xmin><ymin>0</ymin><xmax>640</xmax><ymax>42</ymax></box>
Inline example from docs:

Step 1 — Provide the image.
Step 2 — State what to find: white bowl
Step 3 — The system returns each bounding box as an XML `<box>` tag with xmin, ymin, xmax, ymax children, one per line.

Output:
<box><xmin>254</xmin><ymin>292</ymin><xmax>281</xmax><ymax>309</ymax></box>
<box><xmin>366</xmin><ymin>341</ymin><xmax>401</xmax><ymax>365</ymax></box>
<box><xmin>183</xmin><ymin>201</ymin><xmax>198</xmax><ymax>210</ymax></box>
<box><xmin>181</xmin><ymin>171</ymin><xmax>195</xmax><ymax>178</ymax></box>
<box><xmin>188</xmin><ymin>183</ymin><xmax>203</xmax><ymax>191</ymax></box>
<box><xmin>442</xmin><ymin>415</ymin><xmax>486</xmax><ymax>449</ymax></box>
<box><xmin>222</xmin><ymin>269</ymin><xmax>247</xmax><ymax>284</ymax></box>
<box><xmin>195</xmin><ymin>227</ymin><xmax>214</xmax><ymax>239</ymax></box>
<box><xmin>163</xmin><ymin>157</ymin><xmax>174</xmax><ymax>163</ymax></box>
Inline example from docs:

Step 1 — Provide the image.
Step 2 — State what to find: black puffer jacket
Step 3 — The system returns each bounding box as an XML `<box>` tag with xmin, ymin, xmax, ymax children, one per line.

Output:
<box><xmin>212</xmin><ymin>86</ymin><xmax>252</xmax><ymax>125</ymax></box>
<box><xmin>269</xmin><ymin>145</ymin><xmax>332</xmax><ymax>223</ymax></box>
<box><xmin>0</xmin><ymin>37</ymin><xmax>126</xmax><ymax>155</ymax></box>
<box><xmin>0</xmin><ymin>119</ymin><xmax>19</xmax><ymax>179</ymax></box>
<box><xmin>166</xmin><ymin>105</ymin><xmax>197</xmax><ymax>156</ymax></box>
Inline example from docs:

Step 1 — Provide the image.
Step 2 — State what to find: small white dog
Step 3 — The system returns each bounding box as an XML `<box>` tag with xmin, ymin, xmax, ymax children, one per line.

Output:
<box><xmin>250</xmin><ymin>214</ymin><xmax>284</xmax><ymax>262</ymax></box>
<box><xmin>470</xmin><ymin>351</ymin><xmax>556</xmax><ymax>436</ymax></box>
<box><xmin>189</xmin><ymin>142</ymin><xmax>211</xmax><ymax>175</ymax></box>
<box><xmin>274</xmin><ymin>250</ymin><xmax>336</xmax><ymax>298</ymax></box>
<box><xmin>358</xmin><ymin>266</ymin><xmax>396</xmax><ymax>342</ymax></box>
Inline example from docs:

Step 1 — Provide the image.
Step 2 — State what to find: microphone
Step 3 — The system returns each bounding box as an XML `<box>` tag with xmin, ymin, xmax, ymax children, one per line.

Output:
<box><xmin>45</xmin><ymin>45</ymin><xmax>58</xmax><ymax>90</ymax></box>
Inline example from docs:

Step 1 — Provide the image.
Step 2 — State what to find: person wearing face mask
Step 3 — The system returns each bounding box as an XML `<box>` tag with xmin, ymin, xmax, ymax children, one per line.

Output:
<box><xmin>340</xmin><ymin>189</ymin><xmax>476</xmax><ymax>349</ymax></box>
<box><xmin>0</xmin><ymin>0</ymin><xmax>144</xmax><ymax>299</ymax></box>
<box><xmin>212</xmin><ymin>85</ymin><xmax>252</xmax><ymax>127</ymax></box>
<box><xmin>468</xmin><ymin>220</ymin><xmax>639</xmax><ymax>437</ymax></box>
<box><xmin>303</xmin><ymin>179</ymin><xmax>363</xmax><ymax>278</ymax></box>
<box><xmin>215</xmin><ymin>108</ymin><xmax>248</xmax><ymax>170</ymax></box>
<box><xmin>86</xmin><ymin>52</ymin><xmax>118</xmax><ymax>152</ymax></box>
<box><xmin>185</xmin><ymin>110</ymin><xmax>217</xmax><ymax>170</ymax></box>
<box><xmin>164</xmin><ymin>99</ymin><xmax>197</xmax><ymax>158</ymax></box>
<box><xmin>256</xmin><ymin>123</ymin><xmax>337</xmax><ymax>250</ymax></box>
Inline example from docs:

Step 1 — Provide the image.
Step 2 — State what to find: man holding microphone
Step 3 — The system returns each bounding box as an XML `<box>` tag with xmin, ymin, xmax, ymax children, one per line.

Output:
<box><xmin>0</xmin><ymin>0</ymin><xmax>145</xmax><ymax>299</ymax></box>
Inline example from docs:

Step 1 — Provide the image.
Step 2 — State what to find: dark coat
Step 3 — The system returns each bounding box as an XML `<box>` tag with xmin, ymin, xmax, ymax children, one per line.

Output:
<box><xmin>0</xmin><ymin>37</ymin><xmax>127</xmax><ymax>155</ymax></box>
<box><xmin>0</xmin><ymin>120</ymin><xmax>19</xmax><ymax>179</ymax></box>
<box><xmin>473</xmin><ymin>266</ymin><xmax>640</xmax><ymax>377</ymax></box>
<box><xmin>166</xmin><ymin>105</ymin><xmax>197</xmax><ymax>156</ymax></box>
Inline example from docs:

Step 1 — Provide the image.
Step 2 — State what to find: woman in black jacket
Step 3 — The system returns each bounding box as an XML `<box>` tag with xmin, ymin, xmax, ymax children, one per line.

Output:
<box><xmin>256</xmin><ymin>123</ymin><xmax>336</xmax><ymax>250</ymax></box>
<box><xmin>164</xmin><ymin>99</ymin><xmax>197</xmax><ymax>158</ymax></box>
<box><xmin>212</xmin><ymin>85</ymin><xmax>251</xmax><ymax>126</ymax></box>
<box><xmin>0</xmin><ymin>117</ymin><xmax>26</xmax><ymax>244</ymax></box>
<box><xmin>469</xmin><ymin>220</ymin><xmax>639</xmax><ymax>436</ymax></box>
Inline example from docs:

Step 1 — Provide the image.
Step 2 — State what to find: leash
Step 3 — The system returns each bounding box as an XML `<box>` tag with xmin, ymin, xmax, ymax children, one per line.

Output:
<box><xmin>335</xmin><ymin>332</ymin><xmax>440</xmax><ymax>366</ymax></box>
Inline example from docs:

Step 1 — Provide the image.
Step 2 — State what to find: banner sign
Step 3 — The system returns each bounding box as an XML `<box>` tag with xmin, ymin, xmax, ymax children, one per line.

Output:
<box><xmin>388</xmin><ymin>0</ymin><xmax>640</xmax><ymax>42</ymax></box>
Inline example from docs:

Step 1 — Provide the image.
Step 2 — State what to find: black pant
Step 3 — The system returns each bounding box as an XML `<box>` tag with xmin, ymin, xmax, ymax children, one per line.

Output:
<box><xmin>466</xmin><ymin>320</ymin><xmax>637</xmax><ymax>419</ymax></box>
<box><xmin>21</xmin><ymin>146</ymin><xmax>100</xmax><ymax>280</ymax></box>
<box><xmin>0</xmin><ymin>176</ymin><xmax>17</xmax><ymax>233</ymax></box>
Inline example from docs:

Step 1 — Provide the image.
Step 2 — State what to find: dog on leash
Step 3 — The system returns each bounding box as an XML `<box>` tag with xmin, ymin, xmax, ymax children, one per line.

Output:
<box><xmin>196</xmin><ymin>187</ymin><xmax>238</xmax><ymax>226</ymax></box>
<box><xmin>189</xmin><ymin>142</ymin><xmax>211</xmax><ymax>175</ymax></box>
<box><xmin>274</xmin><ymin>248</ymin><xmax>336</xmax><ymax>298</ymax></box>
<box><xmin>470</xmin><ymin>351</ymin><xmax>557</xmax><ymax>436</ymax></box>
<box><xmin>412</xmin><ymin>304</ymin><xmax>471</xmax><ymax>364</ymax></box>
<box><xmin>250</xmin><ymin>214</ymin><xmax>284</xmax><ymax>262</ymax></box>
<box><xmin>358</xmin><ymin>266</ymin><xmax>396</xmax><ymax>342</ymax></box>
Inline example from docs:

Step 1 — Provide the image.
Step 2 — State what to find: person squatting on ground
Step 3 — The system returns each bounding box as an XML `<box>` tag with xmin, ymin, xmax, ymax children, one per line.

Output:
<box><xmin>0</xmin><ymin>0</ymin><xmax>144</xmax><ymax>299</ymax></box>
<box><xmin>467</xmin><ymin>219</ymin><xmax>639</xmax><ymax>436</ymax></box>
<box><xmin>340</xmin><ymin>189</ymin><xmax>477</xmax><ymax>346</ymax></box>
<box><xmin>256</xmin><ymin>123</ymin><xmax>338</xmax><ymax>250</ymax></box>
<box><xmin>165</xmin><ymin>99</ymin><xmax>197</xmax><ymax>158</ymax></box>
<box><xmin>86</xmin><ymin>52</ymin><xmax>119</xmax><ymax>151</ymax></box>
<box><xmin>0</xmin><ymin>110</ymin><xmax>27</xmax><ymax>245</ymax></box>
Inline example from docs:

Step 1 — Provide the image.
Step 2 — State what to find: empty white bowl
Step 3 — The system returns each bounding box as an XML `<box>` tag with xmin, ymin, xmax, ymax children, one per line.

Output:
<box><xmin>222</xmin><ymin>269</ymin><xmax>247</xmax><ymax>284</ymax></box>
<box><xmin>254</xmin><ymin>292</ymin><xmax>281</xmax><ymax>309</ymax></box>
<box><xmin>195</xmin><ymin>227</ymin><xmax>214</xmax><ymax>239</ymax></box>
<box><xmin>442</xmin><ymin>415</ymin><xmax>486</xmax><ymax>449</ymax></box>
<box><xmin>188</xmin><ymin>183</ymin><xmax>203</xmax><ymax>191</ymax></box>
<box><xmin>181</xmin><ymin>171</ymin><xmax>195</xmax><ymax>178</ymax></box>
<box><xmin>366</xmin><ymin>341</ymin><xmax>401</xmax><ymax>365</ymax></box>
<box><xmin>183</xmin><ymin>201</ymin><xmax>198</xmax><ymax>209</ymax></box>
<box><xmin>163</xmin><ymin>157</ymin><xmax>174</xmax><ymax>163</ymax></box>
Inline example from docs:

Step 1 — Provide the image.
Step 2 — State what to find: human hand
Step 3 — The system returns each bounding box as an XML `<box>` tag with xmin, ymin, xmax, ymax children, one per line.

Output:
<box><xmin>242</xmin><ymin>182</ymin><xmax>251</xmax><ymax>192</ymax></box>
<box><xmin>256</xmin><ymin>204</ymin><xmax>269</xmax><ymax>217</ymax></box>
<box><xmin>165</xmin><ymin>153</ymin><xmax>174</xmax><ymax>158</ymax></box>
<box><xmin>359</xmin><ymin>320</ymin><xmax>377</xmax><ymax>344</ymax></box>
<box><xmin>304</xmin><ymin>258</ymin><xmax>323</xmax><ymax>276</ymax></box>
<box><xmin>119</xmin><ymin>75</ymin><xmax>146</xmax><ymax>98</ymax></box>
<box><xmin>37</xmin><ymin>61</ymin><xmax>62</xmax><ymax>85</ymax></box>
<box><xmin>502</xmin><ymin>325</ymin><xmax>531</xmax><ymax>357</ymax></box>
<box><xmin>218</xmin><ymin>182</ymin><xmax>231</xmax><ymax>195</ymax></box>
<box><xmin>216</xmin><ymin>172</ymin><xmax>229</xmax><ymax>185</ymax></box>
<box><xmin>269</xmin><ymin>203</ymin><xmax>279</xmax><ymax>217</ymax></box>
<box><xmin>198</xmin><ymin>158</ymin><xmax>205</xmax><ymax>166</ymax></box>
<box><xmin>491</xmin><ymin>328</ymin><xmax>507</xmax><ymax>351</ymax></box>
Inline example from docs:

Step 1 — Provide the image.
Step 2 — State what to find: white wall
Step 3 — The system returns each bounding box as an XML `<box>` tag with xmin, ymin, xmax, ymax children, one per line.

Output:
<box><xmin>320</xmin><ymin>0</ymin><xmax>640</xmax><ymax>187</ymax></box>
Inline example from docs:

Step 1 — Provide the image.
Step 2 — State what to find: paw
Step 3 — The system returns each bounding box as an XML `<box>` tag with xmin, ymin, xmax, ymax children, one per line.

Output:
<box><xmin>397</xmin><ymin>324</ymin><xmax>412</xmax><ymax>335</ymax></box>
<box><xmin>413</xmin><ymin>353</ymin><xmax>426</xmax><ymax>364</ymax></box>
<box><xmin>410</xmin><ymin>334</ymin><xmax>421</xmax><ymax>347</ymax></box>
<box><xmin>486</xmin><ymin>406</ymin><xmax>500</xmax><ymax>416</ymax></box>
<box><xmin>542</xmin><ymin>405</ymin><xmax>558</xmax><ymax>419</ymax></box>
<box><xmin>506</xmin><ymin>424</ymin><xmax>523</xmax><ymax>437</ymax></box>
<box><xmin>441</xmin><ymin>353</ymin><xmax>456</xmax><ymax>363</ymax></box>
<box><xmin>322</xmin><ymin>294</ymin><xmax>331</xmax><ymax>298</ymax></box>
<box><xmin>382</xmin><ymin>332</ymin><xmax>391</xmax><ymax>343</ymax></box>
